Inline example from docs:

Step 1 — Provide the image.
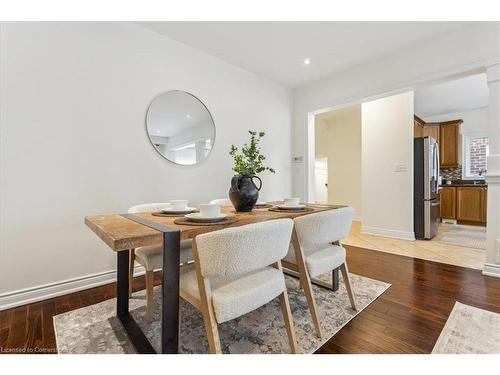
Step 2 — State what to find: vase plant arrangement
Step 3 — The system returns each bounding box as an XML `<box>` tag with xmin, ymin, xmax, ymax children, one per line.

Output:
<box><xmin>228</xmin><ymin>130</ymin><xmax>275</xmax><ymax>212</ymax></box>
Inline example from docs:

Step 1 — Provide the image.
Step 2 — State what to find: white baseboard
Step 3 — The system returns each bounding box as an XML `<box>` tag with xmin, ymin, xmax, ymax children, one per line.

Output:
<box><xmin>0</xmin><ymin>266</ymin><xmax>146</xmax><ymax>311</ymax></box>
<box><xmin>482</xmin><ymin>263</ymin><xmax>500</xmax><ymax>278</ymax></box>
<box><xmin>361</xmin><ymin>225</ymin><xmax>416</xmax><ymax>241</ymax></box>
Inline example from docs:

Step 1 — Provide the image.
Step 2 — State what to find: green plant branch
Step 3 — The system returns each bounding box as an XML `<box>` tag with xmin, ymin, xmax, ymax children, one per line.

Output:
<box><xmin>229</xmin><ymin>130</ymin><xmax>275</xmax><ymax>176</ymax></box>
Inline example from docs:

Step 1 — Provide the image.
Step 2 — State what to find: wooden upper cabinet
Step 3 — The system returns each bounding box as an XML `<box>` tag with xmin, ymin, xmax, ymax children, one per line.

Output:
<box><xmin>414</xmin><ymin>115</ymin><xmax>424</xmax><ymax>138</ymax></box>
<box><xmin>423</xmin><ymin>124</ymin><xmax>440</xmax><ymax>145</ymax></box>
<box><xmin>440</xmin><ymin>186</ymin><xmax>456</xmax><ymax>219</ymax></box>
<box><xmin>456</xmin><ymin>186</ymin><xmax>486</xmax><ymax>223</ymax></box>
<box><xmin>439</xmin><ymin>120</ymin><xmax>462</xmax><ymax>168</ymax></box>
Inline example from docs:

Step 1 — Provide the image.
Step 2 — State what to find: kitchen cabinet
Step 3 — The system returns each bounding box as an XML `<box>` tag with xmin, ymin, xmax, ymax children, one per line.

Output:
<box><xmin>481</xmin><ymin>187</ymin><xmax>487</xmax><ymax>223</ymax></box>
<box><xmin>423</xmin><ymin>124</ymin><xmax>440</xmax><ymax>145</ymax></box>
<box><xmin>439</xmin><ymin>120</ymin><xmax>462</xmax><ymax>168</ymax></box>
<box><xmin>439</xmin><ymin>185</ymin><xmax>487</xmax><ymax>225</ymax></box>
<box><xmin>440</xmin><ymin>186</ymin><xmax>456</xmax><ymax>220</ymax></box>
<box><xmin>456</xmin><ymin>186</ymin><xmax>487</xmax><ymax>224</ymax></box>
<box><xmin>414</xmin><ymin>116</ymin><xmax>424</xmax><ymax>137</ymax></box>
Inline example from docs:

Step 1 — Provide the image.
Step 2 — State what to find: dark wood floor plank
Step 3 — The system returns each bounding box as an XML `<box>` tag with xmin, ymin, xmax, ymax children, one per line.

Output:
<box><xmin>24</xmin><ymin>302</ymin><xmax>43</xmax><ymax>351</ymax></box>
<box><xmin>0</xmin><ymin>246</ymin><xmax>498</xmax><ymax>354</ymax></box>
<box><xmin>4</xmin><ymin>305</ymin><xmax>27</xmax><ymax>352</ymax></box>
<box><xmin>41</xmin><ymin>299</ymin><xmax>57</xmax><ymax>352</ymax></box>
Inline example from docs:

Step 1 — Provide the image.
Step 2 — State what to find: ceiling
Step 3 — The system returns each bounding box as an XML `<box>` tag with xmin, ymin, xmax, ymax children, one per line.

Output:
<box><xmin>415</xmin><ymin>74</ymin><xmax>489</xmax><ymax>118</ymax></box>
<box><xmin>137</xmin><ymin>21</ymin><xmax>470</xmax><ymax>87</ymax></box>
<box><xmin>316</xmin><ymin>103</ymin><xmax>360</xmax><ymax>123</ymax></box>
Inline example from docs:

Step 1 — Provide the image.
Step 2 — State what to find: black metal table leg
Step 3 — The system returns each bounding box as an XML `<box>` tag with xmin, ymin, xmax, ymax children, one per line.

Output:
<box><xmin>118</xmin><ymin>213</ymin><xmax>181</xmax><ymax>354</ymax></box>
<box><xmin>161</xmin><ymin>230</ymin><xmax>181</xmax><ymax>354</ymax></box>
<box><xmin>117</xmin><ymin>250</ymin><xmax>130</xmax><ymax>316</ymax></box>
<box><xmin>282</xmin><ymin>267</ymin><xmax>341</xmax><ymax>292</ymax></box>
<box><xmin>332</xmin><ymin>267</ymin><xmax>339</xmax><ymax>291</ymax></box>
<box><xmin>116</xmin><ymin>250</ymin><xmax>155</xmax><ymax>353</ymax></box>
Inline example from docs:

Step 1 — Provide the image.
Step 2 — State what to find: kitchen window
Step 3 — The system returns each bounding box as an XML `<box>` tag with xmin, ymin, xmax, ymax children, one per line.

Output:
<box><xmin>462</xmin><ymin>133</ymin><xmax>489</xmax><ymax>179</ymax></box>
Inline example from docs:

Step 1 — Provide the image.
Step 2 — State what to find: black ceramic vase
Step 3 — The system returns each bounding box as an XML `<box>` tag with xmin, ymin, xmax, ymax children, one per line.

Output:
<box><xmin>228</xmin><ymin>175</ymin><xmax>262</xmax><ymax>212</ymax></box>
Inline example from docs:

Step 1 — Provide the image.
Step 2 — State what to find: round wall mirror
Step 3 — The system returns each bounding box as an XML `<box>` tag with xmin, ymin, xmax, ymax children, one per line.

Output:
<box><xmin>146</xmin><ymin>91</ymin><xmax>215</xmax><ymax>165</ymax></box>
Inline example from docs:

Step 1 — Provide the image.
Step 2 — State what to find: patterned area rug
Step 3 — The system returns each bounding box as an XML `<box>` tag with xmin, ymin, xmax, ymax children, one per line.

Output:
<box><xmin>53</xmin><ymin>272</ymin><xmax>390</xmax><ymax>354</ymax></box>
<box><xmin>439</xmin><ymin>225</ymin><xmax>486</xmax><ymax>250</ymax></box>
<box><xmin>432</xmin><ymin>302</ymin><xmax>500</xmax><ymax>354</ymax></box>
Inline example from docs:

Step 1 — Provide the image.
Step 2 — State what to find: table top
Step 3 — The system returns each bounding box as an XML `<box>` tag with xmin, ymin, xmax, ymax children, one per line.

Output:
<box><xmin>85</xmin><ymin>203</ymin><xmax>344</xmax><ymax>251</ymax></box>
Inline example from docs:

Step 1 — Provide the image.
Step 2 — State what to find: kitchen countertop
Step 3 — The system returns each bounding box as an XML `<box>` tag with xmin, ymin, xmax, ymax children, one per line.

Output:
<box><xmin>440</xmin><ymin>183</ymin><xmax>487</xmax><ymax>187</ymax></box>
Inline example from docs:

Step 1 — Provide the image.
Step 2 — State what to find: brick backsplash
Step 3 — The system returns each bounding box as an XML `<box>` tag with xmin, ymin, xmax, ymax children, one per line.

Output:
<box><xmin>441</xmin><ymin>166</ymin><xmax>462</xmax><ymax>180</ymax></box>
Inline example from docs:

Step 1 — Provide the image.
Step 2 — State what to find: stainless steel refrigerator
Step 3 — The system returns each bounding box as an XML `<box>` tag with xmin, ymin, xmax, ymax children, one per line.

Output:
<box><xmin>414</xmin><ymin>136</ymin><xmax>440</xmax><ymax>239</ymax></box>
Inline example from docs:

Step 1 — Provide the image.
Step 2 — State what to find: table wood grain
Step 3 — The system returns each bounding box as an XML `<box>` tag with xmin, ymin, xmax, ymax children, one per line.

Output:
<box><xmin>85</xmin><ymin>203</ymin><xmax>345</xmax><ymax>251</ymax></box>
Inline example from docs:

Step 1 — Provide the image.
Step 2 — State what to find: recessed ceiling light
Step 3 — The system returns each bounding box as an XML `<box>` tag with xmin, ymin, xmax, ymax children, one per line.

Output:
<box><xmin>303</xmin><ymin>58</ymin><xmax>311</xmax><ymax>66</ymax></box>
<box><xmin>186</xmin><ymin>114</ymin><xmax>191</xmax><ymax>119</ymax></box>
<box><xmin>156</xmin><ymin>130</ymin><xmax>160</xmax><ymax>134</ymax></box>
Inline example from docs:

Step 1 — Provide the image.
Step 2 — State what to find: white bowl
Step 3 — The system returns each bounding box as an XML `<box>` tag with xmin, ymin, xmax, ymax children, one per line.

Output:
<box><xmin>161</xmin><ymin>206</ymin><xmax>196</xmax><ymax>214</ymax></box>
<box><xmin>199</xmin><ymin>203</ymin><xmax>221</xmax><ymax>218</ymax></box>
<box><xmin>185</xmin><ymin>212</ymin><xmax>227</xmax><ymax>223</ymax></box>
<box><xmin>284</xmin><ymin>197</ymin><xmax>300</xmax><ymax>207</ymax></box>
<box><xmin>170</xmin><ymin>200</ymin><xmax>188</xmax><ymax>211</ymax></box>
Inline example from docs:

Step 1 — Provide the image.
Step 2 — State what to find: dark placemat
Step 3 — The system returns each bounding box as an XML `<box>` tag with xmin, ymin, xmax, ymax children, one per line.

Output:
<box><xmin>268</xmin><ymin>206</ymin><xmax>315</xmax><ymax>213</ymax></box>
<box><xmin>152</xmin><ymin>210</ymin><xmax>198</xmax><ymax>217</ymax></box>
<box><xmin>254</xmin><ymin>204</ymin><xmax>274</xmax><ymax>209</ymax></box>
<box><xmin>173</xmin><ymin>216</ymin><xmax>239</xmax><ymax>226</ymax></box>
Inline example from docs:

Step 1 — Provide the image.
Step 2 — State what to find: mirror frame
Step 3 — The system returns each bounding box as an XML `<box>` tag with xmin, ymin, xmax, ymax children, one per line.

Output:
<box><xmin>145</xmin><ymin>90</ymin><xmax>216</xmax><ymax>166</ymax></box>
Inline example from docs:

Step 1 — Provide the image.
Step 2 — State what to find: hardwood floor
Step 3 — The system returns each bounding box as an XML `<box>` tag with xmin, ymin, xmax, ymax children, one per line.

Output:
<box><xmin>0</xmin><ymin>246</ymin><xmax>499</xmax><ymax>354</ymax></box>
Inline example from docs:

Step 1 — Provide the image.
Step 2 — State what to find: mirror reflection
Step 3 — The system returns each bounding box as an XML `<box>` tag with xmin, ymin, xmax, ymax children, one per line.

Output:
<box><xmin>146</xmin><ymin>91</ymin><xmax>215</xmax><ymax>165</ymax></box>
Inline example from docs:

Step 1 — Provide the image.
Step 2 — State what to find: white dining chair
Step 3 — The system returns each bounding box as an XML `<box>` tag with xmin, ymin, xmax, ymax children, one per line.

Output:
<box><xmin>180</xmin><ymin>219</ymin><xmax>298</xmax><ymax>354</ymax></box>
<box><xmin>209</xmin><ymin>198</ymin><xmax>233</xmax><ymax>207</ymax></box>
<box><xmin>128</xmin><ymin>203</ymin><xmax>193</xmax><ymax>322</ymax></box>
<box><xmin>282</xmin><ymin>207</ymin><xmax>357</xmax><ymax>338</ymax></box>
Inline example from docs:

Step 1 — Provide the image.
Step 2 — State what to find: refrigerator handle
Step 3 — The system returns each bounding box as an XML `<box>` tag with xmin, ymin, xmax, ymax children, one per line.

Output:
<box><xmin>435</xmin><ymin>143</ymin><xmax>441</xmax><ymax>192</ymax></box>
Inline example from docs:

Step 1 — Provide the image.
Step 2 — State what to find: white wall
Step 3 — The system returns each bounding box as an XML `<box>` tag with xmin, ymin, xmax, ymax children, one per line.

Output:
<box><xmin>0</xmin><ymin>22</ymin><xmax>292</xmax><ymax>307</ymax></box>
<box><xmin>292</xmin><ymin>22</ymin><xmax>500</xmax><ymax>200</ymax></box>
<box><xmin>424</xmin><ymin>107</ymin><xmax>490</xmax><ymax>165</ymax></box>
<box><xmin>361</xmin><ymin>92</ymin><xmax>415</xmax><ymax>240</ymax></box>
<box><xmin>314</xmin><ymin>105</ymin><xmax>362</xmax><ymax>219</ymax></box>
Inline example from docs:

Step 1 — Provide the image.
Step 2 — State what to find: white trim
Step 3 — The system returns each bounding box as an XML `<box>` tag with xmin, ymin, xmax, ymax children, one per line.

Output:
<box><xmin>482</xmin><ymin>263</ymin><xmax>500</xmax><ymax>278</ymax></box>
<box><xmin>486</xmin><ymin>173</ymin><xmax>500</xmax><ymax>185</ymax></box>
<box><xmin>360</xmin><ymin>225</ymin><xmax>416</xmax><ymax>241</ymax></box>
<box><xmin>462</xmin><ymin>132</ymin><xmax>489</xmax><ymax>180</ymax></box>
<box><xmin>0</xmin><ymin>265</ymin><xmax>145</xmax><ymax>311</ymax></box>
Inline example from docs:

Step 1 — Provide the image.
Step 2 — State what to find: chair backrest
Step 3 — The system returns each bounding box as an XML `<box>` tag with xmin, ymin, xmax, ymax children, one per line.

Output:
<box><xmin>294</xmin><ymin>207</ymin><xmax>354</xmax><ymax>253</ymax></box>
<box><xmin>128</xmin><ymin>203</ymin><xmax>171</xmax><ymax>213</ymax></box>
<box><xmin>194</xmin><ymin>219</ymin><xmax>293</xmax><ymax>281</ymax></box>
<box><xmin>209</xmin><ymin>198</ymin><xmax>233</xmax><ymax>207</ymax></box>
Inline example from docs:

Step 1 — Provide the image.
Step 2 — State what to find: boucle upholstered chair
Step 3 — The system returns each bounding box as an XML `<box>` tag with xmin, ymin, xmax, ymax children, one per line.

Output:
<box><xmin>282</xmin><ymin>207</ymin><xmax>357</xmax><ymax>338</ymax></box>
<box><xmin>127</xmin><ymin>203</ymin><xmax>193</xmax><ymax>322</ymax></box>
<box><xmin>180</xmin><ymin>219</ymin><xmax>298</xmax><ymax>354</ymax></box>
<box><xmin>208</xmin><ymin>198</ymin><xmax>233</xmax><ymax>207</ymax></box>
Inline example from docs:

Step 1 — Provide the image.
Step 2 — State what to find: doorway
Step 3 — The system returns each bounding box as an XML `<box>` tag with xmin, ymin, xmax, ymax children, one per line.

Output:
<box><xmin>314</xmin><ymin>158</ymin><xmax>328</xmax><ymax>203</ymax></box>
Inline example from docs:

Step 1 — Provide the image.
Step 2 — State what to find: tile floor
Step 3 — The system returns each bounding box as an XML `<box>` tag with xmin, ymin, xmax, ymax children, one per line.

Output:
<box><xmin>344</xmin><ymin>221</ymin><xmax>485</xmax><ymax>270</ymax></box>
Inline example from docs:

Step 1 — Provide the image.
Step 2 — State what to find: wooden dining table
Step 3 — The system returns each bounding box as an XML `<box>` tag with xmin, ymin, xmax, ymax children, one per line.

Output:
<box><xmin>84</xmin><ymin>203</ymin><xmax>343</xmax><ymax>354</ymax></box>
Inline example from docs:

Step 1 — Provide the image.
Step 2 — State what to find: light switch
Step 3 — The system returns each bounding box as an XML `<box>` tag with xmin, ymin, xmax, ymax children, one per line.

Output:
<box><xmin>293</xmin><ymin>156</ymin><xmax>303</xmax><ymax>163</ymax></box>
<box><xmin>395</xmin><ymin>163</ymin><xmax>407</xmax><ymax>172</ymax></box>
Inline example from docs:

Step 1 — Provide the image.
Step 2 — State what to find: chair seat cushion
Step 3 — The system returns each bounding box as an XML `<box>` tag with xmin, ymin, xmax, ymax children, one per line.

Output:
<box><xmin>284</xmin><ymin>244</ymin><xmax>346</xmax><ymax>278</ymax></box>
<box><xmin>135</xmin><ymin>240</ymin><xmax>193</xmax><ymax>271</ymax></box>
<box><xmin>180</xmin><ymin>266</ymin><xmax>286</xmax><ymax>323</ymax></box>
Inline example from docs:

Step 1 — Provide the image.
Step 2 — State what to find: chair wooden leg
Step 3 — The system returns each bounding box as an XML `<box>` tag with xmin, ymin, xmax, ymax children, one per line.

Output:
<box><xmin>128</xmin><ymin>249</ymin><xmax>135</xmax><ymax>297</ymax></box>
<box><xmin>191</xmin><ymin>240</ymin><xmax>222</xmax><ymax>354</ymax></box>
<box><xmin>340</xmin><ymin>262</ymin><xmax>357</xmax><ymax>311</ymax></box>
<box><xmin>145</xmin><ymin>270</ymin><xmax>154</xmax><ymax>322</ymax></box>
<box><xmin>200</xmin><ymin>279</ymin><xmax>222</xmax><ymax>354</ymax></box>
<box><xmin>279</xmin><ymin>290</ymin><xmax>299</xmax><ymax>353</ymax></box>
<box><xmin>291</xmin><ymin>228</ymin><xmax>323</xmax><ymax>339</ymax></box>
